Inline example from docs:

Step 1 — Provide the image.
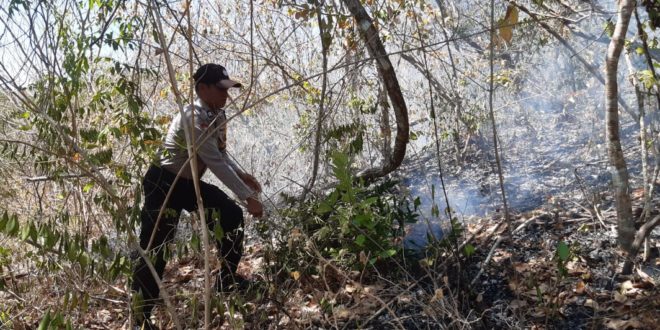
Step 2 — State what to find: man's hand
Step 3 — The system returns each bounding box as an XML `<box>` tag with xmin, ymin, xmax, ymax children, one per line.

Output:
<box><xmin>240</xmin><ymin>173</ymin><xmax>262</xmax><ymax>193</ymax></box>
<box><xmin>246</xmin><ymin>197</ymin><xmax>263</xmax><ymax>218</ymax></box>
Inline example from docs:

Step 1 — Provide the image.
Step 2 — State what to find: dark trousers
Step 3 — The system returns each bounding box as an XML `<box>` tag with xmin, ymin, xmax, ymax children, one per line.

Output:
<box><xmin>131</xmin><ymin>165</ymin><xmax>244</xmax><ymax>318</ymax></box>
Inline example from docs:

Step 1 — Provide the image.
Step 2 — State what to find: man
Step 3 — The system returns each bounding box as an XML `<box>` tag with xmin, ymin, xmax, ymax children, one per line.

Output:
<box><xmin>132</xmin><ymin>63</ymin><xmax>263</xmax><ymax>328</ymax></box>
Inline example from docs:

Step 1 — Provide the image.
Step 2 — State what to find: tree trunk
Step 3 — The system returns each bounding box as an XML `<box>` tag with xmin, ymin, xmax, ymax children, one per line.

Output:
<box><xmin>342</xmin><ymin>0</ymin><xmax>409</xmax><ymax>182</ymax></box>
<box><xmin>378</xmin><ymin>82</ymin><xmax>392</xmax><ymax>160</ymax></box>
<box><xmin>605</xmin><ymin>0</ymin><xmax>636</xmax><ymax>270</ymax></box>
<box><xmin>302</xmin><ymin>4</ymin><xmax>330</xmax><ymax>201</ymax></box>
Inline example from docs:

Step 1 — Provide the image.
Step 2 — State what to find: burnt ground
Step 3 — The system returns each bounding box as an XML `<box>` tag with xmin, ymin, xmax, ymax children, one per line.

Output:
<box><xmin>468</xmin><ymin>196</ymin><xmax>660</xmax><ymax>330</ymax></box>
<box><xmin>379</xmin><ymin>105</ymin><xmax>660</xmax><ymax>329</ymax></box>
<box><xmin>334</xmin><ymin>192</ymin><xmax>660</xmax><ymax>330</ymax></box>
<box><xmin>1</xmin><ymin>174</ymin><xmax>658</xmax><ymax>329</ymax></box>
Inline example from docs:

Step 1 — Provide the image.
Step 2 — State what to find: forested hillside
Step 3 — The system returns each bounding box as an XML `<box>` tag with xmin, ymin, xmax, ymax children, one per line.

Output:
<box><xmin>0</xmin><ymin>0</ymin><xmax>659</xmax><ymax>329</ymax></box>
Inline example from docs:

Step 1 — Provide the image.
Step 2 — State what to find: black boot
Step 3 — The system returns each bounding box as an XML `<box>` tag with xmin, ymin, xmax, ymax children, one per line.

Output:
<box><xmin>133</xmin><ymin>319</ymin><xmax>160</xmax><ymax>330</ymax></box>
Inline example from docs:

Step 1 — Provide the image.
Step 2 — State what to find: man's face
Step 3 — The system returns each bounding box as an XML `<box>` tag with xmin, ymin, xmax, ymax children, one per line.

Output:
<box><xmin>197</xmin><ymin>83</ymin><xmax>229</xmax><ymax>109</ymax></box>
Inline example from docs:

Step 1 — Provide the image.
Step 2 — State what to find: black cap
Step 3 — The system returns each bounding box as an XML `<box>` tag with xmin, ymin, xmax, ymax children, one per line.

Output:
<box><xmin>193</xmin><ymin>63</ymin><xmax>242</xmax><ymax>89</ymax></box>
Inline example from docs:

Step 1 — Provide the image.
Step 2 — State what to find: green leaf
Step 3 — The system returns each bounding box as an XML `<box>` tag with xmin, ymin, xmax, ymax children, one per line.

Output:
<box><xmin>5</xmin><ymin>215</ymin><xmax>18</xmax><ymax>236</ymax></box>
<box><xmin>30</xmin><ymin>223</ymin><xmax>38</xmax><ymax>242</ymax></box>
<box><xmin>78</xmin><ymin>253</ymin><xmax>89</xmax><ymax>270</ymax></box>
<box><xmin>331</xmin><ymin>151</ymin><xmax>351</xmax><ymax>186</ymax></box>
<box><xmin>82</xmin><ymin>182</ymin><xmax>94</xmax><ymax>193</ymax></box>
<box><xmin>557</xmin><ymin>241</ymin><xmax>569</xmax><ymax>261</ymax></box>
<box><xmin>44</xmin><ymin>228</ymin><xmax>58</xmax><ymax>249</ymax></box>
<box><xmin>355</xmin><ymin>234</ymin><xmax>366</xmax><ymax>246</ymax></box>
<box><xmin>363</xmin><ymin>197</ymin><xmax>378</xmax><ymax>206</ymax></box>
<box><xmin>81</xmin><ymin>292</ymin><xmax>89</xmax><ymax>312</ymax></box>
<box><xmin>51</xmin><ymin>312</ymin><xmax>64</xmax><ymax>327</ymax></box>
<box><xmin>0</xmin><ymin>211</ymin><xmax>8</xmax><ymax>230</ymax></box>
<box><xmin>38</xmin><ymin>310</ymin><xmax>51</xmax><ymax>330</ymax></box>
<box><xmin>191</xmin><ymin>233</ymin><xmax>200</xmax><ymax>252</ymax></box>
<box><xmin>379</xmin><ymin>249</ymin><xmax>396</xmax><ymax>258</ymax></box>
<box><xmin>638</xmin><ymin>70</ymin><xmax>657</xmax><ymax>90</ymax></box>
<box><xmin>21</xmin><ymin>221</ymin><xmax>31</xmax><ymax>240</ymax></box>
<box><xmin>316</xmin><ymin>201</ymin><xmax>334</xmax><ymax>215</ymax></box>
<box><xmin>354</xmin><ymin>214</ymin><xmax>371</xmax><ymax>227</ymax></box>
<box><xmin>213</xmin><ymin>222</ymin><xmax>224</xmax><ymax>240</ymax></box>
<box><xmin>463</xmin><ymin>244</ymin><xmax>476</xmax><ymax>257</ymax></box>
<box><xmin>91</xmin><ymin>149</ymin><xmax>113</xmax><ymax>166</ymax></box>
<box><xmin>413</xmin><ymin>197</ymin><xmax>421</xmax><ymax>210</ymax></box>
<box><xmin>604</xmin><ymin>20</ymin><xmax>615</xmax><ymax>38</ymax></box>
<box><xmin>431</xmin><ymin>204</ymin><xmax>439</xmax><ymax>218</ymax></box>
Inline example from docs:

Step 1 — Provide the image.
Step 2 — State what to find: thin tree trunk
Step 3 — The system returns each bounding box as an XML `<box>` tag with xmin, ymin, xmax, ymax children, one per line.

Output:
<box><xmin>625</xmin><ymin>48</ymin><xmax>655</xmax><ymax>262</ymax></box>
<box><xmin>605</xmin><ymin>0</ymin><xmax>636</xmax><ymax>274</ymax></box>
<box><xmin>149</xmin><ymin>0</ymin><xmax>203</xmax><ymax>327</ymax></box>
<box><xmin>302</xmin><ymin>4</ymin><xmax>330</xmax><ymax>201</ymax></box>
<box><xmin>413</xmin><ymin>8</ymin><xmax>454</xmax><ymax>241</ymax></box>
<box><xmin>435</xmin><ymin>0</ymin><xmax>463</xmax><ymax>164</ymax></box>
<box><xmin>378</xmin><ymin>82</ymin><xmax>392</xmax><ymax>159</ymax></box>
<box><xmin>634</xmin><ymin>5</ymin><xmax>660</xmax><ymax>227</ymax></box>
<box><xmin>186</xmin><ymin>1</ymin><xmax>212</xmax><ymax>326</ymax></box>
<box><xmin>342</xmin><ymin>0</ymin><xmax>409</xmax><ymax>182</ymax></box>
<box><xmin>624</xmin><ymin>48</ymin><xmax>650</xmax><ymax>212</ymax></box>
<box><xmin>489</xmin><ymin>0</ymin><xmax>511</xmax><ymax>232</ymax></box>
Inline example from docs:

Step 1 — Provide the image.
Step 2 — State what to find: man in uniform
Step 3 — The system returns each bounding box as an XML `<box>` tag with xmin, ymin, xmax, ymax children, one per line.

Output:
<box><xmin>131</xmin><ymin>63</ymin><xmax>263</xmax><ymax>328</ymax></box>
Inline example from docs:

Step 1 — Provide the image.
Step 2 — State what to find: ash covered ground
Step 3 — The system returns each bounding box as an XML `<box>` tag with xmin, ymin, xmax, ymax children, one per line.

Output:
<box><xmin>400</xmin><ymin>86</ymin><xmax>648</xmax><ymax>248</ymax></box>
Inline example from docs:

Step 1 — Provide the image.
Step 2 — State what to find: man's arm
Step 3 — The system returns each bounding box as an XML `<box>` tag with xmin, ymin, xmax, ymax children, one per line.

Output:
<box><xmin>197</xmin><ymin>110</ymin><xmax>263</xmax><ymax>217</ymax></box>
<box><xmin>187</xmin><ymin>113</ymin><xmax>254</xmax><ymax>197</ymax></box>
<box><xmin>197</xmin><ymin>139</ymin><xmax>264</xmax><ymax>217</ymax></box>
<box><xmin>224</xmin><ymin>154</ymin><xmax>261</xmax><ymax>193</ymax></box>
<box><xmin>196</xmin><ymin>140</ymin><xmax>254</xmax><ymax>198</ymax></box>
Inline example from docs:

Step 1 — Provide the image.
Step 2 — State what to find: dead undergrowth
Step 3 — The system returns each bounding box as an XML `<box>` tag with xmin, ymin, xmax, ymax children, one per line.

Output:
<box><xmin>1</xmin><ymin>187</ymin><xmax>659</xmax><ymax>329</ymax></box>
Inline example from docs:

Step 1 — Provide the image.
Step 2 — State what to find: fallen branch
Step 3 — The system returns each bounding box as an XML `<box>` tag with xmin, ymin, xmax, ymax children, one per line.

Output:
<box><xmin>470</xmin><ymin>234</ymin><xmax>506</xmax><ymax>287</ymax></box>
<box><xmin>470</xmin><ymin>214</ymin><xmax>543</xmax><ymax>286</ymax></box>
<box><xmin>623</xmin><ymin>214</ymin><xmax>660</xmax><ymax>274</ymax></box>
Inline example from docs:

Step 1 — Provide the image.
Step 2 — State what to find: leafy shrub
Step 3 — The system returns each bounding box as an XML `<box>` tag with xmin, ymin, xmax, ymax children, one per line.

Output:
<box><xmin>299</xmin><ymin>151</ymin><xmax>419</xmax><ymax>267</ymax></box>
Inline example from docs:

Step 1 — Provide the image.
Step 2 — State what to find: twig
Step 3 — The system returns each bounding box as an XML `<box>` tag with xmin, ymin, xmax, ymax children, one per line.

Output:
<box><xmin>22</xmin><ymin>168</ymin><xmax>106</xmax><ymax>182</ymax></box>
<box><xmin>458</xmin><ymin>220</ymin><xmax>488</xmax><ymax>252</ymax></box>
<box><xmin>362</xmin><ymin>274</ymin><xmax>429</xmax><ymax>326</ymax></box>
<box><xmin>562</xmin><ymin>218</ymin><xmax>592</xmax><ymax>224</ymax></box>
<box><xmin>470</xmin><ymin>234</ymin><xmax>505</xmax><ymax>287</ymax></box>
<box><xmin>470</xmin><ymin>214</ymin><xmax>540</xmax><ymax>286</ymax></box>
<box><xmin>573</xmin><ymin>169</ymin><xmax>606</xmax><ymax>227</ymax></box>
<box><xmin>313</xmin><ymin>252</ymin><xmax>405</xmax><ymax>330</ymax></box>
<box><xmin>184</xmin><ymin>1</ymin><xmax>212</xmax><ymax>326</ymax></box>
<box><xmin>1</xmin><ymin>288</ymin><xmax>26</xmax><ymax>303</ymax></box>
<box><xmin>0</xmin><ymin>272</ymin><xmax>28</xmax><ymax>281</ymax></box>
<box><xmin>512</xmin><ymin>215</ymin><xmax>542</xmax><ymax>233</ymax></box>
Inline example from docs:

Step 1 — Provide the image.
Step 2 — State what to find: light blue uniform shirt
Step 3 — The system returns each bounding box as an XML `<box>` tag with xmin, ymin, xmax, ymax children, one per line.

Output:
<box><xmin>159</xmin><ymin>98</ymin><xmax>255</xmax><ymax>200</ymax></box>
